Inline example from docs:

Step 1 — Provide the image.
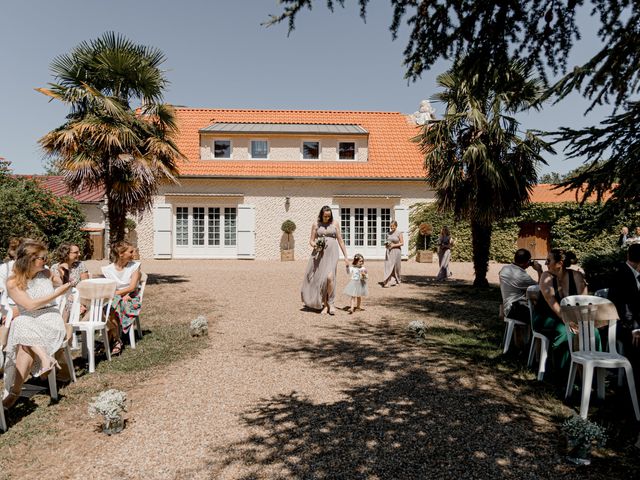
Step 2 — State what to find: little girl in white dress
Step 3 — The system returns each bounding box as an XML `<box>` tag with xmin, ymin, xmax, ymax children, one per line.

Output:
<box><xmin>344</xmin><ymin>254</ymin><xmax>369</xmax><ymax>314</ymax></box>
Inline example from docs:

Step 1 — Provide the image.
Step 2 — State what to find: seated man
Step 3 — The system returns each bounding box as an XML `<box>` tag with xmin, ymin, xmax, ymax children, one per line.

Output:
<box><xmin>607</xmin><ymin>243</ymin><xmax>640</xmax><ymax>383</ymax></box>
<box><xmin>499</xmin><ymin>248</ymin><xmax>543</xmax><ymax>325</ymax></box>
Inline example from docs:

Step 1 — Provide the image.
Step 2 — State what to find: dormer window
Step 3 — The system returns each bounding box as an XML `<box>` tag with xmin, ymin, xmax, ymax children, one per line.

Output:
<box><xmin>302</xmin><ymin>141</ymin><xmax>320</xmax><ymax>160</ymax></box>
<box><xmin>214</xmin><ymin>140</ymin><xmax>231</xmax><ymax>159</ymax></box>
<box><xmin>338</xmin><ymin>142</ymin><xmax>356</xmax><ymax>160</ymax></box>
<box><xmin>250</xmin><ymin>140</ymin><xmax>269</xmax><ymax>159</ymax></box>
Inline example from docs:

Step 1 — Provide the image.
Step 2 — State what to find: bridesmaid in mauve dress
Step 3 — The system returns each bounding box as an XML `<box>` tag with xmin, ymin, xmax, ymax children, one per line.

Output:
<box><xmin>301</xmin><ymin>206</ymin><xmax>350</xmax><ymax>314</ymax></box>
<box><xmin>382</xmin><ymin>220</ymin><xmax>403</xmax><ymax>287</ymax></box>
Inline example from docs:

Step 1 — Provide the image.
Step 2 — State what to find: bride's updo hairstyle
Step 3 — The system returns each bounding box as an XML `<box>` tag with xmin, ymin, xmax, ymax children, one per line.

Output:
<box><xmin>549</xmin><ymin>249</ymin><xmax>578</xmax><ymax>268</ymax></box>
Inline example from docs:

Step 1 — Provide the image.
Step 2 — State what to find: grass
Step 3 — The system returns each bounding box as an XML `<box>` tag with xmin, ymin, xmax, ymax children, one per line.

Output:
<box><xmin>410</xmin><ymin>282</ymin><xmax>640</xmax><ymax>474</ymax></box>
<box><xmin>0</xmin><ymin>319</ymin><xmax>208</xmax><ymax>452</ymax></box>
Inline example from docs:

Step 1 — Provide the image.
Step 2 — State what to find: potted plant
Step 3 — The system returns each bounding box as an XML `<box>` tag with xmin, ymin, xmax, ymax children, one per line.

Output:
<box><xmin>416</xmin><ymin>223</ymin><xmax>433</xmax><ymax>263</ymax></box>
<box><xmin>88</xmin><ymin>389</ymin><xmax>128</xmax><ymax>435</ymax></box>
<box><xmin>561</xmin><ymin>415</ymin><xmax>607</xmax><ymax>465</ymax></box>
<box><xmin>281</xmin><ymin>220</ymin><xmax>296</xmax><ymax>261</ymax></box>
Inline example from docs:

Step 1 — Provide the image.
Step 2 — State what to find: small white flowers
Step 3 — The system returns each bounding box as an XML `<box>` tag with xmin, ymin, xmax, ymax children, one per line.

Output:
<box><xmin>88</xmin><ymin>389</ymin><xmax>127</xmax><ymax>422</ymax></box>
<box><xmin>189</xmin><ymin>315</ymin><xmax>209</xmax><ymax>337</ymax></box>
<box><xmin>407</xmin><ymin>320</ymin><xmax>427</xmax><ymax>338</ymax></box>
<box><xmin>561</xmin><ymin>415</ymin><xmax>607</xmax><ymax>448</ymax></box>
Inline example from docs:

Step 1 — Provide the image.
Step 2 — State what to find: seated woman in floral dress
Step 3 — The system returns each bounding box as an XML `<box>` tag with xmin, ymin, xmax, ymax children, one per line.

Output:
<box><xmin>101</xmin><ymin>241</ymin><xmax>141</xmax><ymax>355</ymax></box>
<box><xmin>51</xmin><ymin>242</ymin><xmax>89</xmax><ymax>287</ymax></box>
<box><xmin>3</xmin><ymin>240</ymin><xmax>70</xmax><ymax>408</ymax></box>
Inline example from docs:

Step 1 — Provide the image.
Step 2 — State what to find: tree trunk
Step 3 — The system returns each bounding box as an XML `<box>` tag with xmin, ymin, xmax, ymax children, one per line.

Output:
<box><xmin>107</xmin><ymin>187</ymin><xmax>127</xmax><ymax>250</ymax></box>
<box><xmin>471</xmin><ymin>220</ymin><xmax>492</xmax><ymax>287</ymax></box>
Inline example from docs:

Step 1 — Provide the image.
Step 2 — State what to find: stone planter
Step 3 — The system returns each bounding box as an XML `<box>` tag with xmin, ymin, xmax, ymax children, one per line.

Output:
<box><xmin>281</xmin><ymin>249</ymin><xmax>295</xmax><ymax>261</ymax></box>
<box><xmin>416</xmin><ymin>250</ymin><xmax>434</xmax><ymax>263</ymax></box>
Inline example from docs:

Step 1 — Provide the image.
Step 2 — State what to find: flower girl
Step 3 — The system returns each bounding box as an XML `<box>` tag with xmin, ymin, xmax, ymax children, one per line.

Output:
<box><xmin>344</xmin><ymin>254</ymin><xmax>369</xmax><ymax>313</ymax></box>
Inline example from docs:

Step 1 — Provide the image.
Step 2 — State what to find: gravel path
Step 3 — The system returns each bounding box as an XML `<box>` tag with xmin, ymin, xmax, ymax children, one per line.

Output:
<box><xmin>4</xmin><ymin>260</ymin><xmax>575</xmax><ymax>479</ymax></box>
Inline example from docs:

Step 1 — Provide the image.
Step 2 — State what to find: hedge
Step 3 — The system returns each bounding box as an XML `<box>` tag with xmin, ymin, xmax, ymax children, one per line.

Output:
<box><xmin>409</xmin><ymin>201</ymin><xmax>634</xmax><ymax>266</ymax></box>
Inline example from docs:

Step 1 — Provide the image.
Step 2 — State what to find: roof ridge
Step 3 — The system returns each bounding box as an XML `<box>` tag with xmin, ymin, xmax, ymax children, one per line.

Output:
<box><xmin>176</xmin><ymin>107</ymin><xmax>402</xmax><ymax>115</ymax></box>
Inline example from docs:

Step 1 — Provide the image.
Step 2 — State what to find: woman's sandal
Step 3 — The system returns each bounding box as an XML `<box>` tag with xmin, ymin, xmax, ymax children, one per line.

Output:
<box><xmin>35</xmin><ymin>357</ymin><xmax>60</xmax><ymax>379</ymax></box>
<box><xmin>111</xmin><ymin>340</ymin><xmax>123</xmax><ymax>356</ymax></box>
<box><xmin>328</xmin><ymin>305</ymin><xmax>336</xmax><ymax>315</ymax></box>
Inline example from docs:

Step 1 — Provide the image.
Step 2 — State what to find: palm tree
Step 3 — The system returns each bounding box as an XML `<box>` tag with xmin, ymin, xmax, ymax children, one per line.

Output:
<box><xmin>38</xmin><ymin>32</ymin><xmax>183</xmax><ymax>245</ymax></box>
<box><xmin>417</xmin><ymin>58</ymin><xmax>552</xmax><ymax>286</ymax></box>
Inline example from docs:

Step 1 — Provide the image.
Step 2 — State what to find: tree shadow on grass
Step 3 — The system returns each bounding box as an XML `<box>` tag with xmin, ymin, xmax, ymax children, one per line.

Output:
<box><xmin>204</xmin><ymin>367</ymin><xmax>576</xmax><ymax>479</ymax></box>
<box><xmin>236</xmin><ymin>288</ymin><xmax>637</xmax><ymax>478</ymax></box>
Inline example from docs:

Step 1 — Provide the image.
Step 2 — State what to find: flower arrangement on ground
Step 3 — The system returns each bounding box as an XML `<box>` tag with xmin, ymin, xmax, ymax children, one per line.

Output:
<box><xmin>561</xmin><ymin>415</ymin><xmax>607</xmax><ymax>465</ymax></box>
<box><xmin>407</xmin><ymin>320</ymin><xmax>427</xmax><ymax>338</ymax></box>
<box><xmin>88</xmin><ymin>389</ymin><xmax>128</xmax><ymax>434</ymax></box>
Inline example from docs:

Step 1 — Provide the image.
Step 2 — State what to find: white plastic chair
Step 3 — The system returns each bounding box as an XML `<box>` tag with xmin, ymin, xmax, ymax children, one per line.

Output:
<box><xmin>127</xmin><ymin>272</ymin><xmax>147</xmax><ymax>349</ymax></box>
<box><xmin>526</xmin><ymin>285</ymin><xmax>550</xmax><ymax>381</ymax></box>
<box><xmin>69</xmin><ymin>279</ymin><xmax>116</xmax><ymax>373</ymax></box>
<box><xmin>594</xmin><ymin>287</ymin><xmax>624</xmax><ymax>385</ymax></box>
<box><xmin>0</xmin><ymin>298</ymin><xmax>12</xmax><ymax>432</ymax></box>
<box><xmin>499</xmin><ymin>280</ymin><xmax>530</xmax><ymax>354</ymax></box>
<box><xmin>560</xmin><ymin>295</ymin><xmax>640</xmax><ymax>420</ymax></box>
<box><xmin>50</xmin><ymin>293</ymin><xmax>77</xmax><ymax>390</ymax></box>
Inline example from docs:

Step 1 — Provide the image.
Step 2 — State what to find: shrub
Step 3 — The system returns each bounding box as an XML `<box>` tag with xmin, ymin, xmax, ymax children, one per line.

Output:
<box><xmin>0</xmin><ymin>161</ymin><xmax>86</xmax><ymax>258</ymax></box>
<box><xmin>410</xmin><ymin>201</ymin><xmax>631</xmax><ymax>265</ymax></box>
<box><xmin>281</xmin><ymin>220</ymin><xmax>296</xmax><ymax>234</ymax></box>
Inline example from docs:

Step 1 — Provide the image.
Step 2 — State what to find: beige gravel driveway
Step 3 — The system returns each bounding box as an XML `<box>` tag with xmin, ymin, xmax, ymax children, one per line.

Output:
<box><xmin>5</xmin><ymin>259</ymin><xmax>578</xmax><ymax>479</ymax></box>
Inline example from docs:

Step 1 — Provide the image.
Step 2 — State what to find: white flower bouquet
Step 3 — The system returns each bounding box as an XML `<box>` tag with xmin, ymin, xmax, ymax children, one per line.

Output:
<box><xmin>314</xmin><ymin>235</ymin><xmax>327</xmax><ymax>251</ymax></box>
<box><xmin>89</xmin><ymin>389</ymin><xmax>127</xmax><ymax>423</ymax></box>
<box><xmin>407</xmin><ymin>320</ymin><xmax>427</xmax><ymax>338</ymax></box>
<box><xmin>360</xmin><ymin>267</ymin><xmax>368</xmax><ymax>282</ymax></box>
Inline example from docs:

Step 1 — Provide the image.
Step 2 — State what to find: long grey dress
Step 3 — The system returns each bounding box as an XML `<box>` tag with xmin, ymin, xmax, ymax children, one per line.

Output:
<box><xmin>383</xmin><ymin>231</ymin><xmax>402</xmax><ymax>285</ymax></box>
<box><xmin>301</xmin><ymin>222</ymin><xmax>340</xmax><ymax>310</ymax></box>
<box><xmin>436</xmin><ymin>235</ymin><xmax>452</xmax><ymax>281</ymax></box>
<box><xmin>3</xmin><ymin>270</ymin><xmax>66</xmax><ymax>399</ymax></box>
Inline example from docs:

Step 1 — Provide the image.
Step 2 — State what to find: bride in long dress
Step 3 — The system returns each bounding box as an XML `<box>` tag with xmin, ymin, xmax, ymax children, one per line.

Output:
<box><xmin>300</xmin><ymin>206</ymin><xmax>349</xmax><ymax>314</ymax></box>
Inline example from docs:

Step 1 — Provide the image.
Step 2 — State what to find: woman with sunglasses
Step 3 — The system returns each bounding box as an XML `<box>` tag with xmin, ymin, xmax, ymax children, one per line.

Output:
<box><xmin>2</xmin><ymin>240</ymin><xmax>70</xmax><ymax>409</ymax></box>
<box><xmin>51</xmin><ymin>242</ymin><xmax>89</xmax><ymax>287</ymax></box>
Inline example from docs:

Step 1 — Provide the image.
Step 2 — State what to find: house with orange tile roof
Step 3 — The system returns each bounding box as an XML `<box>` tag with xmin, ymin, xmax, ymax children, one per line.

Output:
<box><xmin>136</xmin><ymin>108</ymin><xmax>432</xmax><ymax>260</ymax></box>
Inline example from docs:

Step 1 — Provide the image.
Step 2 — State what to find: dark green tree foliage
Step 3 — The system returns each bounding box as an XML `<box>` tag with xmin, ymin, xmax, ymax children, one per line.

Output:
<box><xmin>268</xmin><ymin>1</ymin><xmax>640</xmax><ymax>213</ymax></box>
<box><xmin>416</xmin><ymin>59</ymin><xmax>550</xmax><ymax>286</ymax></box>
<box><xmin>38</xmin><ymin>32</ymin><xmax>183</xmax><ymax>245</ymax></box>
<box><xmin>0</xmin><ymin>160</ymin><xmax>85</xmax><ymax>259</ymax></box>
<box><xmin>410</xmin><ymin>201</ymin><xmax>635</xmax><ymax>265</ymax></box>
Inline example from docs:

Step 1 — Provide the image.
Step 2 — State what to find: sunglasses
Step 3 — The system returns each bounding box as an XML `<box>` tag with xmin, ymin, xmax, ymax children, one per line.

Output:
<box><xmin>35</xmin><ymin>255</ymin><xmax>48</xmax><ymax>262</ymax></box>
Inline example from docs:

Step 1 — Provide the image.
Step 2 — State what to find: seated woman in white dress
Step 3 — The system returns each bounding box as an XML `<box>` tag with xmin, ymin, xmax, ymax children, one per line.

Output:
<box><xmin>101</xmin><ymin>241</ymin><xmax>142</xmax><ymax>355</ymax></box>
<box><xmin>3</xmin><ymin>240</ymin><xmax>70</xmax><ymax>409</ymax></box>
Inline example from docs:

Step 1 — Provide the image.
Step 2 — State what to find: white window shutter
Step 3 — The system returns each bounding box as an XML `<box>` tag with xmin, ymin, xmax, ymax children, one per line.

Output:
<box><xmin>330</xmin><ymin>204</ymin><xmax>340</xmax><ymax>222</ymax></box>
<box><xmin>154</xmin><ymin>204</ymin><xmax>173</xmax><ymax>259</ymax></box>
<box><xmin>394</xmin><ymin>205</ymin><xmax>409</xmax><ymax>258</ymax></box>
<box><xmin>237</xmin><ymin>204</ymin><xmax>256</xmax><ymax>259</ymax></box>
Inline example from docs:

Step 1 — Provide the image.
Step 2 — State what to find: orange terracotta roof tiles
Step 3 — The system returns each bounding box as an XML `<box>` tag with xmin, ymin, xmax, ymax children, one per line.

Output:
<box><xmin>173</xmin><ymin>108</ymin><xmax>426</xmax><ymax>179</ymax></box>
<box><xmin>530</xmin><ymin>184</ymin><xmax>611</xmax><ymax>203</ymax></box>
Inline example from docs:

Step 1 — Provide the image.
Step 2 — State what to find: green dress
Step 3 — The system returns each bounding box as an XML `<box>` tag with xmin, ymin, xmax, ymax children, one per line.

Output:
<box><xmin>533</xmin><ymin>270</ymin><xmax>601</xmax><ymax>377</ymax></box>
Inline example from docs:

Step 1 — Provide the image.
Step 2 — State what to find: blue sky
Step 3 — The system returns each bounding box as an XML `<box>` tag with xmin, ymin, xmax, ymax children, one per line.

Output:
<box><xmin>0</xmin><ymin>0</ymin><xmax>610</xmax><ymax>175</ymax></box>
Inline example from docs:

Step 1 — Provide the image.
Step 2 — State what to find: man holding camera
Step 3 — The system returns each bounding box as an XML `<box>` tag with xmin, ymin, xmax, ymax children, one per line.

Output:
<box><xmin>499</xmin><ymin>248</ymin><xmax>543</xmax><ymax>327</ymax></box>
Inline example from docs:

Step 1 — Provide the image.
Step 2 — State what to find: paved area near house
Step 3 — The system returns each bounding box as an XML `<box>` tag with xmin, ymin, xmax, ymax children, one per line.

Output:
<box><xmin>4</xmin><ymin>259</ymin><xmax>577</xmax><ymax>479</ymax></box>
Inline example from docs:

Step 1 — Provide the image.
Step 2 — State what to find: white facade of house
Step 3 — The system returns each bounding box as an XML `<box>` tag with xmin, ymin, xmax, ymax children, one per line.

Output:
<box><xmin>136</xmin><ymin>178</ymin><xmax>434</xmax><ymax>260</ymax></box>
